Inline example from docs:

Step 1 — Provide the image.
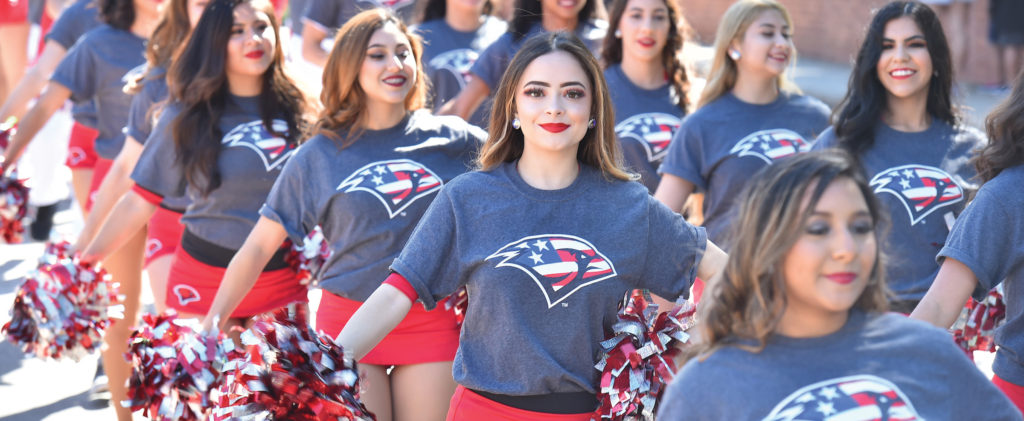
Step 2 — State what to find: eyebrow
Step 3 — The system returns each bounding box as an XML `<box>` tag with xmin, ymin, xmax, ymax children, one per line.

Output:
<box><xmin>523</xmin><ymin>81</ymin><xmax>586</xmax><ymax>88</ymax></box>
<box><xmin>759</xmin><ymin>23</ymin><xmax>790</xmax><ymax>30</ymax></box>
<box><xmin>810</xmin><ymin>210</ymin><xmax>872</xmax><ymax>217</ymax></box>
<box><xmin>366</xmin><ymin>43</ymin><xmax>409</xmax><ymax>49</ymax></box>
<box><xmin>882</xmin><ymin>35</ymin><xmax>926</xmax><ymax>42</ymax></box>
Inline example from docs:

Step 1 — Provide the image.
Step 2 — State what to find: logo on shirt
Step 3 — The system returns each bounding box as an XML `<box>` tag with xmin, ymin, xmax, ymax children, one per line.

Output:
<box><xmin>429</xmin><ymin>49</ymin><xmax>478</xmax><ymax>90</ymax></box>
<box><xmin>869</xmin><ymin>165</ymin><xmax>964</xmax><ymax>226</ymax></box>
<box><xmin>222</xmin><ymin>119</ymin><xmax>294</xmax><ymax>172</ymax></box>
<box><xmin>729</xmin><ymin>129</ymin><xmax>811</xmax><ymax>164</ymax></box>
<box><xmin>375</xmin><ymin>0</ymin><xmax>415</xmax><ymax>10</ymax></box>
<box><xmin>486</xmin><ymin>235</ymin><xmax>617</xmax><ymax>308</ymax></box>
<box><xmin>615</xmin><ymin>112</ymin><xmax>682</xmax><ymax>162</ymax></box>
<box><xmin>337</xmin><ymin>159</ymin><xmax>443</xmax><ymax>218</ymax></box>
<box><xmin>765</xmin><ymin>375</ymin><xmax>920</xmax><ymax>420</ymax></box>
<box><xmin>173</xmin><ymin>284</ymin><xmax>202</xmax><ymax>306</ymax></box>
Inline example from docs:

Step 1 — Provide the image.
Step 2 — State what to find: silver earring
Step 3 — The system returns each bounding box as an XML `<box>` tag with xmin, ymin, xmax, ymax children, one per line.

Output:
<box><xmin>729</xmin><ymin>50</ymin><xmax>741</xmax><ymax>60</ymax></box>
<box><xmin>614</xmin><ymin>29</ymin><xmax>622</xmax><ymax>38</ymax></box>
<box><xmin>512</xmin><ymin>118</ymin><xmax>521</xmax><ymax>130</ymax></box>
<box><xmin>588</xmin><ymin>118</ymin><xmax>596</xmax><ymax>128</ymax></box>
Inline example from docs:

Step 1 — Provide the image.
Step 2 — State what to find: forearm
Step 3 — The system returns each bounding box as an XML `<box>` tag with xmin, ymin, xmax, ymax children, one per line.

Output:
<box><xmin>696</xmin><ymin>240</ymin><xmax>727</xmax><ymax>283</ymax></box>
<box><xmin>0</xmin><ymin>42</ymin><xmax>67</xmax><ymax>122</ymax></box>
<box><xmin>80</xmin><ymin>191</ymin><xmax>157</xmax><ymax>264</ymax></box>
<box><xmin>2</xmin><ymin>82</ymin><xmax>70</xmax><ymax>171</ymax></box>
<box><xmin>440</xmin><ymin>77</ymin><xmax>489</xmax><ymax>120</ymax></box>
<box><xmin>335</xmin><ymin>284</ymin><xmax>412</xmax><ymax>360</ymax></box>
<box><xmin>75</xmin><ymin>139</ymin><xmax>142</xmax><ymax>249</ymax></box>
<box><xmin>910</xmin><ymin>258</ymin><xmax>978</xmax><ymax>328</ymax></box>
<box><xmin>300</xmin><ymin>27</ymin><xmax>329</xmax><ymax>67</ymax></box>
<box><xmin>654</xmin><ymin>173</ymin><xmax>695</xmax><ymax>214</ymax></box>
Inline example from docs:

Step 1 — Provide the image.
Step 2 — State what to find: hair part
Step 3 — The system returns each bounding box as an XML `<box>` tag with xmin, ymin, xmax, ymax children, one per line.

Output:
<box><xmin>692</xmin><ymin>150</ymin><xmax>889</xmax><ymax>360</ymax></box>
<box><xmin>312</xmin><ymin>9</ymin><xmax>426</xmax><ymax>147</ymax></box>
<box><xmin>600</xmin><ymin>0</ymin><xmax>691</xmax><ymax>113</ymax></box>
<box><xmin>977</xmin><ymin>70</ymin><xmax>1024</xmax><ymax>183</ymax></box>
<box><xmin>698</xmin><ymin>0</ymin><xmax>800</xmax><ymax>108</ymax></box>
<box><xmin>832</xmin><ymin>1</ymin><xmax>958</xmax><ymax>157</ymax></box>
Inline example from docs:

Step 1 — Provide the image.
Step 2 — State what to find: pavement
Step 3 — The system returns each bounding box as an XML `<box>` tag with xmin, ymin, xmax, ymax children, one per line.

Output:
<box><xmin>0</xmin><ymin>49</ymin><xmax>1011</xmax><ymax>420</ymax></box>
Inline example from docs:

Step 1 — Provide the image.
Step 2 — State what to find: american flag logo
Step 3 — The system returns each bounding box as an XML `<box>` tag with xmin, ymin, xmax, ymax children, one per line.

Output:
<box><xmin>486</xmin><ymin>235</ymin><xmax>617</xmax><ymax>308</ymax></box>
<box><xmin>729</xmin><ymin>129</ymin><xmax>811</xmax><ymax>164</ymax></box>
<box><xmin>615</xmin><ymin>112</ymin><xmax>682</xmax><ymax>162</ymax></box>
<box><xmin>869</xmin><ymin>165</ymin><xmax>964</xmax><ymax>226</ymax></box>
<box><xmin>429</xmin><ymin>49</ymin><xmax>478</xmax><ymax>89</ymax></box>
<box><xmin>765</xmin><ymin>375</ymin><xmax>921</xmax><ymax>421</ymax></box>
<box><xmin>337</xmin><ymin>159</ymin><xmax>443</xmax><ymax>219</ymax></box>
<box><xmin>222</xmin><ymin>119</ymin><xmax>294</xmax><ymax>172</ymax></box>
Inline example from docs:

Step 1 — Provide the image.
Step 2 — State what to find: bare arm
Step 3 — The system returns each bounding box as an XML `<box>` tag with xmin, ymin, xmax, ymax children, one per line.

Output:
<box><xmin>300</xmin><ymin>24</ymin><xmax>329</xmax><ymax>67</ymax></box>
<box><xmin>438</xmin><ymin>76</ymin><xmax>489</xmax><ymax>120</ymax></box>
<box><xmin>696</xmin><ymin>239</ymin><xmax>727</xmax><ymax>283</ymax></box>
<box><xmin>910</xmin><ymin>258</ymin><xmax>977</xmax><ymax>328</ymax></box>
<box><xmin>79</xmin><ymin>190</ymin><xmax>157</xmax><ymax>264</ymax></box>
<box><xmin>201</xmin><ymin>216</ymin><xmax>289</xmax><ymax>331</ymax></box>
<box><xmin>0</xmin><ymin>40</ymin><xmax>68</xmax><ymax>122</ymax></box>
<box><xmin>74</xmin><ymin>138</ymin><xmax>143</xmax><ymax>250</ymax></box>
<box><xmin>1</xmin><ymin>81</ymin><xmax>71</xmax><ymax>173</ymax></box>
<box><xmin>653</xmin><ymin>173</ymin><xmax>696</xmax><ymax>214</ymax></box>
<box><xmin>334</xmin><ymin>284</ymin><xmax>413</xmax><ymax>360</ymax></box>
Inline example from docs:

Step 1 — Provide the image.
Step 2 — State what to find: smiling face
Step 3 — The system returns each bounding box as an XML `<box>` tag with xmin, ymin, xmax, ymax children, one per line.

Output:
<box><xmin>225</xmin><ymin>2</ymin><xmax>275</xmax><ymax>81</ymax></box>
<box><xmin>617</xmin><ymin>0</ymin><xmax>670</xmax><ymax>64</ymax></box>
<box><xmin>514</xmin><ymin>50</ymin><xmax>593</xmax><ymax>157</ymax></box>
<box><xmin>732</xmin><ymin>9</ymin><xmax>792</xmax><ymax>78</ymax></box>
<box><xmin>780</xmin><ymin>177</ymin><xmax>877</xmax><ymax>333</ymax></box>
<box><xmin>876</xmin><ymin>16</ymin><xmax>933</xmax><ymax>103</ymax></box>
<box><xmin>357</xmin><ymin>22</ymin><xmax>418</xmax><ymax>110</ymax></box>
<box><xmin>541</xmin><ymin>0</ymin><xmax>586</xmax><ymax>24</ymax></box>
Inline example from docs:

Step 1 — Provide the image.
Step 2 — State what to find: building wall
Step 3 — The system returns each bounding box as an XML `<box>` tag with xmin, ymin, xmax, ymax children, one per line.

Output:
<box><xmin>677</xmin><ymin>0</ymin><xmax>998</xmax><ymax>85</ymax></box>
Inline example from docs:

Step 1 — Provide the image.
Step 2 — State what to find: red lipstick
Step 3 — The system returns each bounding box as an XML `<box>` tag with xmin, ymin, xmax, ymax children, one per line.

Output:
<box><xmin>825</xmin><ymin>272</ymin><xmax>856</xmax><ymax>285</ymax></box>
<box><xmin>245</xmin><ymin>50</ymin><xmax>264</xmax><ymax>59</ymax></box>
<box><xmin>539</xmin><ymin>123</ymin><xmax>569</xmax><ymax>133</ymax></box>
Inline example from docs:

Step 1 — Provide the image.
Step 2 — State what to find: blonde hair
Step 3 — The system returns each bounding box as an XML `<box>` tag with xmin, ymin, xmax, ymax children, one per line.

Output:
<box><xmin>312</xmin><ymin>9</ymin><xmax>427</xmax><ymax>146</ymax></box>
<box><xmin>698</xmin><ymin>0</ymin><xmax>800</xmax><ymax>108</ymax></box>
<box><xmin>478</xmin><ymin>32</ymin><xmax>631</xmax><ymax>181</ymax></box>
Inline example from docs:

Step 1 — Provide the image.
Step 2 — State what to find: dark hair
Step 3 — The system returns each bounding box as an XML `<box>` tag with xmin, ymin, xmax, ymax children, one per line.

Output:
<box><xmin>976</xmin><ymin>69</ymin><xmax>1024</xmax><ymax>183</ymax></box>
<box><xmin>601</xmin><ymin>0</ymin><xmax>689</xmax><ymax>112</ymax></box>
<box><xmin>98</xmin><ymin>0</ymin><xmax>135</xmax><ymax>30</ymax></box>
<box><xmin>168</xmin><ymin>0</ymin><xmax>308</xmax><ymax>195</ymax></box>
<box><xmin>832</xmin><ymin>1</ymin><xmax>957</xmax><ymax>157</ymax></box>
<box><xmin>695</xmin><ymin>149</ymin><xmax>889</xmax><ymax>358</ymax></box>
<box><xmin>509</xmin><ymin>0</ymin><xmax>605</xmax><ymax>41</ymax></box>
<box><xmin>419</xmin><ymin>0</ymin><xmax>493</xmax><ymax>24</ymax></box>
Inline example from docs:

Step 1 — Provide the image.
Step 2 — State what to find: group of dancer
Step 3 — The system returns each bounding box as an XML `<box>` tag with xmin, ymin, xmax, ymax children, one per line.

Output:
<box><xmin>1</xmin><ymin>0</ymin><xmax>1024</xmax><ymax>419</ymax></box>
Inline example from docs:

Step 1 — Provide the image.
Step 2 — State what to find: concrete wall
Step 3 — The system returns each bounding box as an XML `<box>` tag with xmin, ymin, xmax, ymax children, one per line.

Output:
<box><xmin>677</xmin><ymin>0</ymin><xmax>999</xmax><ymax>85</ymax></box>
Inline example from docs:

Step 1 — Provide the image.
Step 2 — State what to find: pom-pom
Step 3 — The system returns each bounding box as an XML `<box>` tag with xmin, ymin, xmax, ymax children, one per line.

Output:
<box><xmin>593</xmin><ymin>290</ymin><xmax>697</xmax><ymax>421</ymax></box>
<box><xmin>0</xmin><ymin>116</ymin><xmax>15</xmax><ymax>150</ymax></box>
<box><xmin>210</xmin><ymin>305</ymin><xmax>376</xmax><ymax>421</ymax></box>
<box><xmin>952</xmin><ymin>286</ymin><xmax>1006</xmax><ymax>359</ymax></box>
<box><xmin>0</xmin><ymin>171</ymin><xmax>29</xmax><ymax>243</ymax></box>
<box><xmin>441</xmin><ymin>286</ymin><xmax>468</xmax><ymax>327</ymax></box>
<box><xmin>286</xmin><ymin>226</ymin><xmax>331</xmax><ymax>284</ymax></box>
<box><xmin>1</xmin><ymin>241</ymin><xmax>122</xmax><ymax>361</ymax></box>
<box><xmin>123</xmin><ymin>310</ymin><xmax>244</xmax><ymax>420</ymax></box>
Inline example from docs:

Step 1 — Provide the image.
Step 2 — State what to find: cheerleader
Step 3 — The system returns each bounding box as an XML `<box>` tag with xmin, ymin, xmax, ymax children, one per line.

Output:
<box><xmin>301</xmin><ymin>0</ymin><xmax>419</xmax><ymax>67</ymax></box>
<box><xmin>657</xmin><ymin>150</ymin><xmax>1020</xmax><ymax>420</ymax></box>
<box><xmin>201</xmin><ymin>11</ymin><xmax>484</xmax><ymax>420</ymax></box>
<box><xmin>653</xmin><ymin>0</ymin><xmax>829</xmax><ymax>248</ymax></box>
<box><xmin>600</xmin><ymin>0</ymin><xmax>689</xmax><ymax>193</ymax></box>
<box><xmin>912</xmin><ymin>70</ymin><xmax>1024</xmax><ymax>411</ymax></box>
<box><xmin>441</xmin><ymin>0</ymin><xmax>607</xmax><ymax>121</ymax></box>
<box><xmin>413</xmin><ymin>0</ymin><xmax>506</xmax><ymax>127</ymax></box>
<box><xmin>80</xmin><ymin>0</ymin><xmax>310</xmax><ymax>329</ymax></box>
<box><xmin>336</xmin><ymin>32</ymin><xmax>726</xmax><ymax>420</ymax></box>
<box><xmin>813</xmin><ymin>1</ymin><xmax>983</xmax><ymax>313</ymax></box>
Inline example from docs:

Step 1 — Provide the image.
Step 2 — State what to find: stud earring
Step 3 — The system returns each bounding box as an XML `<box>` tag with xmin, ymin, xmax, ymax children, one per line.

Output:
<box><xmin>512</xmin><ymin>118</ymin><xmax>521</xmax><ymax>130</ymax></box>
<box><xmin>729</xmin><ymin>50</ymin><xmax>741</xmax><ymax>60</ymax></box>
<box><xmin>588</xmin><ymin>118</ymin><xmax>596</xmax><ymax>128</ymax></box>
<box><xmin>614</xmin><ymin>29</ymin><xmax>622</xmax><ymax>38</ymax></box>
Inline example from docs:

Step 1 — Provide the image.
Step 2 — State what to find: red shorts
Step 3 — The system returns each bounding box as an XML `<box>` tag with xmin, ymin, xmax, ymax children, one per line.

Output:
<box><xmin>166</xmin><ymin>246</ymin><xmax>307</xmax><ymax>318</ymax></box>
<box><xmin>316</xmin><ymin>290</ymin><xmax>459</xmax><ymax>365</ymax></box>
<box><xmin>0</xmin><ymin>0</ymin><xmax>28</xmax><ymax>24</ymax></box>
<box><xmin>446</xmin><ymin>386</ymin><xmax>595</xmax><ymax>421</ymax></box>
<box><xmin>84</xmin><ymin>157</ymin><xmax>112</xmax><ymax>211</ymax></box>
<box><xmin>145</xmin><ymin>207</ymin><xmax>183</xmax><ymax>267</ymax></box>
<box><xmin>66</xmin><ymin>122</ymin><xmax>98</xmax><ymax>169</ymax></box>
<box><xmin>993</xmin><ymin>374</ymin><xmax>1024</xmax><ymax>412</ymax></box>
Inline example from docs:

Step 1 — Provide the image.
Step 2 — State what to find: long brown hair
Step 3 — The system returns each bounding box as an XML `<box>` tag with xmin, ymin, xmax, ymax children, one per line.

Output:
<box><xmin>125</xmin><ymin>0</ymin><xmax>195</xmax><ymax>94</ymax></box>
<box><xmin>976</xmin><ymin>70</ymin><xmax>1024</xmax><ymax>183</ymax></box>
<box><xmin>698</xmin><ymin>0</ymin><xmax>799</xmax><ymax>108</ymax></box>
<box><xmin>694</xmin><ymin>150</ymin><xmax>889</xmax><ymax>358</ymax></box>
<box><xmin>168</xmin><ymin>0</ymin><xmax>308</xmax><ymax>195</ymax></box>
<box><xmin>601</xmin><ymin>0</ymin><xmax>690</xmax><ymax>112</ymax></box>
<box><xmin>312</xmin><ymin>9</ymin><xmax>427</xmax><ymax>147</ymax></box>
<box><xmin>98</xmin><ymin>0</ymin><xmax>136</xmax><ymax>30</ymax></box>
<box><xmin>478</xmin><ymin>31</ymin><xmax>630</xmax><ymax>181</ymax></box>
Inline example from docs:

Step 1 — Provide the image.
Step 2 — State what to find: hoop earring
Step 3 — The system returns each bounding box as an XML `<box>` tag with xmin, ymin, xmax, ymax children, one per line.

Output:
<box><xmin>512</xmin><ymin>118</ymin><xmax>521</xmax><ymax>130</ymax></box>
<box><xmin>588</xmin><ymin>118</ymin><xmax>596</xmax><ymax>129</ymax></box>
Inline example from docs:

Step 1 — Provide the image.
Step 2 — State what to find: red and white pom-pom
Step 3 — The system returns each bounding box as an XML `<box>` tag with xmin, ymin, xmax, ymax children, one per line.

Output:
<box><xmin>1</xmin><ymin>242</ymin><xmax>122</xmax><ymax>361</ymax></box>
<box><xmin>0</xmin><ymin>116</ymin><xmax>14</xmax><ymax>150</ymax></box>
<box><xmin>0</xmin><ymin>171</ymin><xmax>29</xmax><ymax>243</ymax></box>
<box><xmin>123</xmin><ymin>310</ymin><xmax>243</xmax><ymax>420</ymax></box>
<box><xmin>952</xmin><ymin>286</ymin><xmax>1006</xmax><ymax>359</ymax></box>
<box><xmin>441</xmin><ymin>286</ymin><xmax>468</xmax><ymax>327</ymax></box>
<box><xmin>210</xmin><ymin>305</ymin><xmax>376</xmax><ymax>421</ymax></box>
<box><xmin>594</xmin><ymin>290</ymin><xmax>697</xmax><ymax>421</ymax></box>
<box><xmin>286</xmin><ymin>226</ymin><xmax>331</xmax><ymax>284</ymax></box>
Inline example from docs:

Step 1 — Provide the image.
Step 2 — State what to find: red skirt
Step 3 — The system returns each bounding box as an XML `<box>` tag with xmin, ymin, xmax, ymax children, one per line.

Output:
<box><xmin>66</xmin><ymin>122</ymin><xmax>98</xmax><ymax>169</ymax></box>
<box><xmin>316</xmin><ymin>290</ymin><xmax>459</xmax><ymax>365</ymax></box>
<box><xmin>993</xmin><ymin>374</ymin><xmax>1024</xmax><ymax>413</ymax></box>
<box><xmin>446</xmin><ymin>386</ymin><xmax>595</xmax><ymax>421</ymax></box>
<box><xmin>166</xmin><ymin>246</ymin><xmax>307</xmax><ymax>317</ymax></box>
<box><xmin>0</xmin><ymin>0</ymin><xmax>28</xmax><ymax>24</ymax></box>
<box><xmin>145</xmin><ymin>207</ymin><xmax>183</xmax><ymax>267</ymax></box>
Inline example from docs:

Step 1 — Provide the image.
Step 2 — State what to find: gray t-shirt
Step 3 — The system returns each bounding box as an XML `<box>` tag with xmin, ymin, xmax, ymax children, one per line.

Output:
<box><xmin>939</xmin><ymin>165</ymin><xmax>1024</xmax><ymax>385</ymax></box>
<box><xmin>51</xmin><ymin>25</ymin><xmax>146</xmax><ymax>160</ymax></box>
<box><xmin>260</xmin><ymin>111</ymin><xmax>485</xmax><ymax>301</ymax></box>
<box><xmin>302</xmin><ymin>0</ymin><xmax>418</xmax><ymax>36</ymax></box>
<box><xmin>45</xmin><ymin>0</ymin><xmax>102</xmax><ymax>49</ymax></box>
<box><xmin>658</xmin><ymin>311</ymin><xmax>1021</xmax><ymax>420</ymax></box>
<box><xmin>815</xmin><ymin>121</ymin><xmax>984</xmax><ymax>302</ymax></box>
<box><xmin>414</xmin><ymin>16</ymin><xmax>506</xmax><ymax>127</ymax></box>
<box><xmin>391</xmin><ymin>162</ymin><xmax>707</xmax><ymax>395</ymax></box>
<box><xmin>604</xmin><ymin>64</ymin><xmax>684</xmax><ymax>193</ymax></box>
<box><xmin>132</xmin><ymin>95</ymin><xmax>296</xmax><ymax>249</ymax></box>
<box><xmin>659</xmin><ymin>92</ymin><xmax>830</xmax><ymax>247</ymax></box>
